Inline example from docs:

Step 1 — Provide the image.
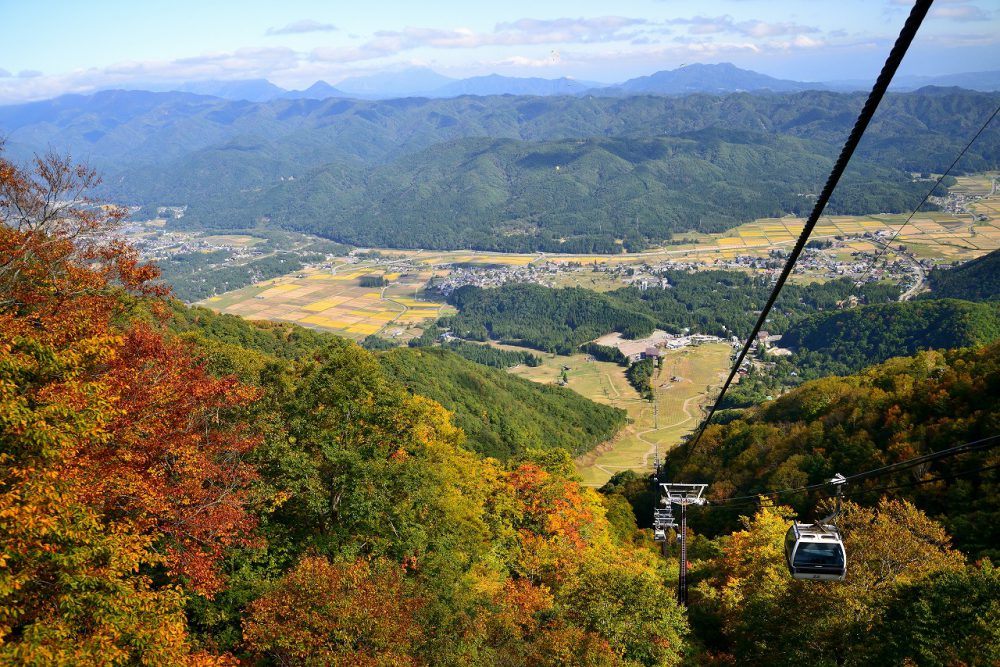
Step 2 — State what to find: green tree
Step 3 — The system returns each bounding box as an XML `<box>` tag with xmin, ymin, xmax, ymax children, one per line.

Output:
<box><xmin>871</xmin><ymin>561</ymin><xmax>1000</xmax><ymax>666</ymax></box>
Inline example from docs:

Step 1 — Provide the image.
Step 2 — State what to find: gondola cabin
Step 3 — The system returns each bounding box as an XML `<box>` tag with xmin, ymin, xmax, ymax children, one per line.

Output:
<box><xmin>653</xmin><ymin>529</ymin><xmax>666</xmax><ymax>542</ymax></box>
<box><xmin>784</xmin><ymin>522</ymin><xmax>846</xmax><ymax>581</ymax></box>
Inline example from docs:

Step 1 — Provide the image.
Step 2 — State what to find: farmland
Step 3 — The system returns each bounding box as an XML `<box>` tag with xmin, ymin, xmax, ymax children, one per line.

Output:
<box><xmin>201</xmin><ymin>263</ymin><xmax>455</xmax><ymax>341</ymax></box>
<box><xmin>505</xmin><ymin>342</ymin><xmax>733</xmax><ymax>487</ymax></box>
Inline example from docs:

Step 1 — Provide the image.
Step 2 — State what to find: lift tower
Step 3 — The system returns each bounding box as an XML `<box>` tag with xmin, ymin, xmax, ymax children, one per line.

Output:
<box><xmin>661</xmin><ymin>483</ymin><xmax>706</xmax><ymax>606</ymax></box>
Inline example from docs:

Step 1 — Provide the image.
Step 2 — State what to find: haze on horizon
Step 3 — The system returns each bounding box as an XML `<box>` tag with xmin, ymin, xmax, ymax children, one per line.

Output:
<box><xmin>1</xmin><ymin>0</ymin><xmax>998</xmax><ymax>104</ymax></box>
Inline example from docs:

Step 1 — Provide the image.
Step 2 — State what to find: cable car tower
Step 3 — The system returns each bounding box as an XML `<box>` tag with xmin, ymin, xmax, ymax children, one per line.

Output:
<box><xmin>661</xmin><ymin>482</ymin><xmax>706</xmax><ymax>605</ymax></box>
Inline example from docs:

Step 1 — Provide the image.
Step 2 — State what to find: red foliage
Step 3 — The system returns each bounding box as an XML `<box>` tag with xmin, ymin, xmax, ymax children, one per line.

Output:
<box><xmin>1</xmin><ymin>149</ymin><xmax>262</xmax><ymax>598</ymax></box>
<box><xmin>75</xmin><ymin>325</ymin><xmax>262</xmax><ymax>594</ymax></box>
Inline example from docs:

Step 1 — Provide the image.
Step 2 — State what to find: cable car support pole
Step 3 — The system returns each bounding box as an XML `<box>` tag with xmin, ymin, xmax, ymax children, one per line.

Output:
<box><xmin>685</xmin><ymin>0</ymin><xmax>934</xmax><ymax>456</ymax></box>
<box><xmin>661</xmin><ymin>483</ymin><xmax>706</xmax><ymax>605</ymax></box>
<box><xmin>679</xmin><ymin>503</ymin><xmax>688</xmax><ymax>604</ymax></box>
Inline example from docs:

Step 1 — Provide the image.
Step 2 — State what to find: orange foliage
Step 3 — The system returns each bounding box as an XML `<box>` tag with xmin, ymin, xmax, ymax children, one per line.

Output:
<box><xmin>0</xmin><ymin>149</ymin><xmax>258</xmax><ymax>661</ymax></box>
<box><xmin>77</xmin><ymin>325</ymin><xmax>262</xmax><ymax>594</ymax></box>
<box><xmin>243</xmin><ymin>556</ymin><xmax>424</xmax><ymax>666</ymax></box>
<box><xmin>506</xmin><ymin>463</ymin><xmax>600</xmax><ymax>584</ymax></box>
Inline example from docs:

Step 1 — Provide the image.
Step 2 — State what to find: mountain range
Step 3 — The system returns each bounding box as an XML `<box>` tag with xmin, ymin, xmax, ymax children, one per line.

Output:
<box><xmin>69</xmin><ymin>63</ymin><xmax>1000</xmax><ymax>104</ymax></box>
<box><xmin>2</xmin><ymin>85</ymin><xmax>997</xmax><ymax>253</ymax></box>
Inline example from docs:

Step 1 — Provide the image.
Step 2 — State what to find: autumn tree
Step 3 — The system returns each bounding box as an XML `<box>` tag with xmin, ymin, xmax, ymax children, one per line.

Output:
<box><xmin>0</xmin><ymin>148</ymin><xmax>259</xmax><ymax>663</ymax></box>
<box><xmin>869</xmin><ymin>559</ymin><xmax>1000</xmax><ymax>665</ymax></box>
<box><xmin>243</xmin><ymin>556</ymin><xmax>423</xmax><ymax>666</ymax></box>
<box><xmin>692</xmin><ymin>499</ymin><xmax>964</xmax><ymax>666</ymax></box>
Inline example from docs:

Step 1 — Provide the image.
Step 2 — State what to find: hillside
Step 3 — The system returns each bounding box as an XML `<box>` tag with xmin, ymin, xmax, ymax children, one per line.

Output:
<box><xmin>923</xmin><ymin>248</ymin><xmax>1000</xmax><ymax>302</ymax></box>
<box><xmin>433</xmin><ymin>74</ymin><xmax>592</xmax><ymax>97</ymax></box>
<box><xmin>162</xmin><ymin>301</ymin><xmax>340</xmax><ymax>360</ymax></box>
<box><xmin>781</xmin><ymin>298</ymin><xmax>1000</xmax><ymax>373</ymax></box>
<box><xmin>610</xmin><ymin>62</ymin><xmax>822</xmax><ymax>95</ymax></box>
<box><xmin>0</xmin><ymin>153</ymin><xmax>691</xmax><ymax>663</ymax></box>
<box><xmin>664</xmin><ymin>341</ymin><xmax>1000</xmax><ymax>559</ymax></box>
<box><xmin>205</xmin><ymin>130</ymin><xmax>928</xmax><ymax>251</ymax></box>
<box><xmin>2</xmin><ymin>90</ymin><xmax>997</xmax><ymax>245</ymax></box>
<box><xmin>378</xmin><ymin>347</ymin><xmax>627</xmax><ymax>460</ymax></box>
<box><xmin>4</xmin><ymin>148</ymin><xmax>998</xmax><ymax>666</ymax></box>
<box><xmin>8</xmin><ymin>87</ymin><xmax>995</xmax><ymax>177</ymax></box>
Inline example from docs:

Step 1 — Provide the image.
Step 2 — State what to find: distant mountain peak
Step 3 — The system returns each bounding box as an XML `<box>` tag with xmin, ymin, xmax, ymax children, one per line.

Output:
<box><xmin>173</xmin><ymin>78</ymin><xmax>288</xmax><ymax>102</ymax></box>
<box><xmin>431</xmin><ymin>74</ymin><xmax>595</xmax><ymax>98</ymax></box>
<box><xmin>281</xmin><ymin>80</ymin><xmax>347</xmax><ymax>100</ymax></box>
<box><xmin>610</xmin><ymin>62</ymin><xmax>825</xmax><ymax>95</ymax></box>
<box><xmin>334</xmin><ymin>67</ymin><xmax>456</xmax><ymax>97</ymax></box>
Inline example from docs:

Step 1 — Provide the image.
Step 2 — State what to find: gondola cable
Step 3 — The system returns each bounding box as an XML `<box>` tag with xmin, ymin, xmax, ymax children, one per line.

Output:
<box><xmin>701</xmin><ymin>432</ymin><xmax>1000</xmax><ymax>507</ymax></box>
<box><xmin>685</xmin><ymin>0</ymin><xmax>934</xmax><ymax>458</ymax></box>
<box><xmin>659</xmin><ymin>432</ymin><xmax>1000</xmax><ymax>583</ymax></box>
<box><xmin>698</xmin><ymin>458</ymin><xmax>1000</xmax><ymax>513</ymax></box>
<box><xmin>842</xmin><ymin>461</ymin><xmax>1000</xmax><ymax>499</ymax></box>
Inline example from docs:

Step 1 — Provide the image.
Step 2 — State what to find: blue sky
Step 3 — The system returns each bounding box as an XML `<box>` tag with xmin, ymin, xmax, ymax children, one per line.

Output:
<box><xmin>1</xmin><ymin>0</ymin><xmax>997</xmax><ymax>102</ymax></box>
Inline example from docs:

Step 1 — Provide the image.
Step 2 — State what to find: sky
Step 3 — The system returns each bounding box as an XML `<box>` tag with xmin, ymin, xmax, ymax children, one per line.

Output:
<box><xmin>1</xmin><ymin>0</ymin><xmax>998</xmax><ymax>103</ymax></box>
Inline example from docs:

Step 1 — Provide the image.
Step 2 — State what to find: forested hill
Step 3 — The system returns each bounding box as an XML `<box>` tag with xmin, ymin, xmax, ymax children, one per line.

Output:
<box><xmin>161</xmin><ymin>300</ymin><xmax>627</xmax><ymax>461</ymax></box>
<box><xmin>442</xmin><ymin>276</ymin><xmax>898</xmax><ymax>354</ymax></box>
<box><xmin>664</xmin><ymin>341</ymin><xmax>1000</xmax><ymax>559</ymax></box>
<box><xmin>3</xmin><ymin>168</ymin><xmax>681</xmax><ymax>663</ymax></box>
<box><xmin>198</xmin><ymin>130</ymin><xmax>927</xmax><ymax>252</ymax></box>
<box><xmin>4</xmin><ymin>88</ymin><xmax>997</xmax><ymax>177</ymax></box>
<box><xmin>923</xmin><ymin>248</ymin><xmax>1000</xmax><ymax>302</ymax></box>
<box><xmin>780</xmin><ymin>298</ymin><xmax>1000</xmax><ymax>373</ymax></box>
<box><xmin>378</xmin><ymin>347</ymin><xmax>627</xmax><ymax>459</ymax></box>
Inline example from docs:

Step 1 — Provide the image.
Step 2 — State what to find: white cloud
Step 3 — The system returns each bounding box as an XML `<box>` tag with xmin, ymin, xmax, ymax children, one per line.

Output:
<box><xmin>931</xmin><ymin>5</ymin><xmax>991</xmax><ymax>21</ymax></box>
<box><xmin>889</xmin><ymin>0</ymin><xmax>993</xmax><ymax>21</ymax></box>
<box><xmin>0</xmin><ymin>47</ymin><xmax>304</xmax><ymax>103</ymax></box>
<box><xmin>266</xmin><ymin>19</ymin><xmax>337</xmax><ymax>36</ymax></box>
<box><xmin>790</xmin><ymin>35</ymin><xmax>825</xmax><ymax>49</ymax></box>
<box><xmin>307</xmin><ymin>16</ymin><xmax>651</xmax><ymax>65</ymax></box>
<box><xmin>494</xmin><ymin>55</ymin><xmax>562</xmax><ymax>68</ymax></box>
<box><xmin>667</xmin><ymin>15</ymin><xmax>820</xmax><ymax>39</ymax></box>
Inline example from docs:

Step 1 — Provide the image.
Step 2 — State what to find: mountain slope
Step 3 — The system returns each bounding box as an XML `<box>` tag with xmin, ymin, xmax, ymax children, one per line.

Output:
<box><xmin>173</xmin><ymin>78</ymin><xmax>287</xmax><ymax>102</ymax></box>
<box><xmin>3</xmin><ymin>88</ymin><xmax>997</xmax><ymax>187</ymax></box>
<box><xmin>781</xmin><ymin>298</ymin><xmax>1000</xmax><ymax>372</ymax></box>
<box><xmin>281</xmin><ymin>80</ymin><xmax>348</xmax><ymax>100</ymax></box>
<box><xmin>923</xmin><ymin>248</ymin><xmax>1000</xmax><ymax>302</ymax></box>
<box><xmin>611</xmin><ymin>63</ymin><xmax>823</xmax><ymax>95</ymax></box>
<box><xmin>334</xmin><ymin>67</ymin><xmax>456</xmax><ymax>97</ymax></box>
<box><xmin>196</xmin><ymin>129</ymin><xmax>930</xmax><ymax>252</ymax></box>
<box><xmin>666</xmin><ymin>340</ymin><xmax>1000</xmax><ymax>557</ymax></box>
<box><xmin>164</xmin><ymin>300</ymin><xmax>628</xmax><ymax>461</ymax></box>
<box><xmin>378</xmin><ymin>347</ymin><xmax>627</xmax><ymax>459</ymax></box>
<box><xmin>433</xmin><ymin>74</ymin><xmax>592</xmax><ymax>97</ymax></box>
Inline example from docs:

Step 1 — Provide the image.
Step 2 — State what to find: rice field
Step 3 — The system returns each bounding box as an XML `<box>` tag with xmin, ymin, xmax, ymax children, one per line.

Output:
<box><xmin>197</xmin><ymin>265</ymin><xmax>449</xmax><ymax>341</ymax></box>
<box><xmin>199</xmin><ymin>234</ymin><xmax>263</xmax><ymax>248</ymax></box>
<box><xmin>415</xmin><ymin>252</ymin><xmax>540</xmax><ymax>266</ymax></box>
<box><xmin>378</xmin><ymin>175</ymin><xmax>998</xmax><ymax>272</ymax></box>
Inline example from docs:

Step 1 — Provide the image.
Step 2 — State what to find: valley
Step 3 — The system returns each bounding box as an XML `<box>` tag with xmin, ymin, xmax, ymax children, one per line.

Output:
<box><xmin>503</xmin><ymin>341</ymin><xmax>732</xmax><ymax>486</ymax></box>
<box><xmin>179</xmin><ymin>173</ymin><xmax>999</xmax><ymax>484</ymax></box>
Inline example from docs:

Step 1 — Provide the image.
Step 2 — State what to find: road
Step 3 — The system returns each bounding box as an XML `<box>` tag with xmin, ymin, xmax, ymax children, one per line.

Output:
<box><xmin>899</xmin><ymin>252</ymin><xmax>927</xmax><ymax>301</ymax></box>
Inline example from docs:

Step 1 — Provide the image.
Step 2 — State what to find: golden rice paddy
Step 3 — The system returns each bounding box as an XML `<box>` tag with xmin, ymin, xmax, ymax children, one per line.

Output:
<box><xmin>199</xmin><ymin>266</ymin><xmax>447</xmax><ymax>340</ymax></box>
